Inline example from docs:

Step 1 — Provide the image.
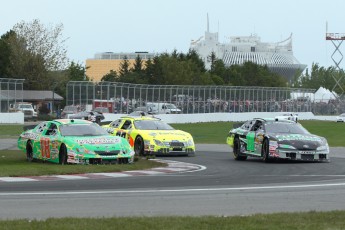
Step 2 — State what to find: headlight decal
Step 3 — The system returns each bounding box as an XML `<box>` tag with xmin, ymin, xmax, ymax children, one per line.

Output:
<box><xmin>154</xmin><ymin>139</ymin><xmax>165</xmax><ymax>146</ymax></box>
<box><xmin>186</xmin><ymin>139</ymin><xmax>194</xmax><ymax>146</ymax></box>
<box><xmin>278</xmin><ymin>144</ymin><xmax>296</xmax><ymax>149</ymax></box>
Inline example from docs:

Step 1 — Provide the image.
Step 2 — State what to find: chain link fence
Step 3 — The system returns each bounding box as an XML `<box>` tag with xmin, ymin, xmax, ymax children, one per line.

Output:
<box><xmin>1</xmin><ymin>79</ymin><xmax>343</xmax><ymax>116</ymax></box>
<box><xmin>0</xmin><ymin>78</ymin><xmax>25</xmax><ymax>113</ymax></box>
<box><xmin>66</xmin><ymin>81</ymin><xmax>344</xmax><ymax>115</ymax></box>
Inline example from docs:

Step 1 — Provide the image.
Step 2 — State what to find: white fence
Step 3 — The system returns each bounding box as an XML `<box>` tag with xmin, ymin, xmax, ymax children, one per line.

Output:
<box><xmin>0</xmin><ymin>112</ymin><xmax>338</xmax><ymax>124</ymax></box>
<box><xmin>0</xmin><ymin>112</ymin><xmax>24</xmax><ymax>124</ymax></box>
<box><xmin>103</xmin><ymin>112</ymin><xmax>336</xmax><ymax>124</ymax></box>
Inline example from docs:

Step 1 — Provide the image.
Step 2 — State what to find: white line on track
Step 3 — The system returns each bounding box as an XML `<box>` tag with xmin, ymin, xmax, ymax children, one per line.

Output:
<box><xmin>0</xmin><ymin>160</ymin><xmax>207</xmax><ymax>182</ymax></box>
<box><xmin>2</xmin><ymin>182</ymin><xmax>345</xmax><ymax>196</ymax></box>
<box><xmin>261</xmin><ymin>174</ymin><xmax>345</xmax><ymax>177</ymax></box>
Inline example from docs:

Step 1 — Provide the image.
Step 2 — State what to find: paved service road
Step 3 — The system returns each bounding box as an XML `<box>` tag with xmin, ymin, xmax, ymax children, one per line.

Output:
<box><xmin>1</xmin><ymin>140</ymin><xmax>345</xmax><ymax>219</ymax></box>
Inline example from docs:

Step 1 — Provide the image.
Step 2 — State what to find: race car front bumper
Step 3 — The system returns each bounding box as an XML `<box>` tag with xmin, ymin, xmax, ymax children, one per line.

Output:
<box><xmin>145</xmin><ymin>146</ymin><xmax>195</xmax><ymax>156</ymax></box>
<box><xmin>274</xmin><ymin>150</ymin><xmax>330</xmax><ymax>161</ymax></box>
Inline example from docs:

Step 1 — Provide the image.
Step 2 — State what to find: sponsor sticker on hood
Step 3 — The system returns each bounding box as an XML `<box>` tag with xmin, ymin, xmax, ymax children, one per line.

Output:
<box><xmin>148</xmin><ymin>131</ymin><xmax>187</xmax><ymax>137</ymax></box>
<box><xmin>275</xmin><ymin>134</ymin><xmax>321</xmax><ymax>142</ymax></box>
<box><xmin>76</xmin><ymin>137</ymin><xmax>121</xmax><ymax>145</ymax></box>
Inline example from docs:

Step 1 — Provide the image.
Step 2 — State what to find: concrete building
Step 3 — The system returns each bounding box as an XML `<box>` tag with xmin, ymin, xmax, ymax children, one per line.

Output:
<box><xmin>190</xmin><ymin>17</ymin><xmax>307</xmax><ymax>82</ymax></box>
<box><xmin>85</xmin><ymin>52</ymin><xmax>155</xmax><ymax>82</ymax></box>
<box><xmin>86</xmin><ymin>18</ymin><xmax>306</xmax><ymax>83</ymax></box>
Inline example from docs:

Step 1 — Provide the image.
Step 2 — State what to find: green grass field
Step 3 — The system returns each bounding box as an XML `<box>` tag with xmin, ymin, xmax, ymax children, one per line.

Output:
<box><xmin>0</xmin><ymin>124</ymin><xmax>23</xmax><ymax>138</ymax></box>
<box><xmin>171</xmin><ymin>120</ymin><xmax>345</xmax><ymax>146</ymax></box>
<box><xmin>1</xmin><ymin>120</ymin><xmax>344</xmax><ymax>146</ymax></box>
<box><xmin>1</xmin><ymin>211</ymin><xmax>345</xmax><ymax>229</ymax></box>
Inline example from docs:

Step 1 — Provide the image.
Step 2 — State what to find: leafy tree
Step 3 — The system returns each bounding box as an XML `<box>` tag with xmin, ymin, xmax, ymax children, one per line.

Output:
<box><xmin>211</xmin><ymin>59</ymin><xmax>226</xmax><ymax>81</ymax></box>
<box><xmin>186</xmin><ymin>49</ymin><xmax>206</xmax><ymax>72</ymax></box>
<box><xmin>2</xmin><ymin>30</ymin><xmax>49</xmax><ymax>89</ymax></box>
<box><xmin>211</xmin><ymin>74</ymin><xmax>225</xmax><ymax>85</ymax></box>
<box><xmin>293</xmin><ymin>63</ymin><xmax>345</xmax><ymax>94</ymax></box>
<box><xmin>38</xmin><ymin>102</ymin><xmax>51</xmax><ymax>115</ymax></box>
<box><xmin>0</xmin><ymin>31</ymin><xmax>13</xmax><ymax>77</ymax></box>
<box><xmin>160</xmin><ymin>56</ymin><xmax>193</xmax><ymax>85</ymax></box>
<box><xmin>66</xmin><ymin>61</ymin><xmax>89</xmax><ymax>81</ymax></box>
<box><xmin>146</xmin><ymin>55</ymin><xmax>164</xmax><ymax>84</ymax></box>
<box><xmin>0</xmin><ymin>20</ymin><xmax>69</xmax><ymax>91</ymax></box>
<box><xmin>226</xmin><ymin>62</ymin><xmax>287</xmax><ymax>87</ymax></box>
<box><xmin>118</xmin><ymin>56</ymin><xmax>130</xmax><ymax>78</ymax></box>
<box><xmin>12</xmin><ymin>19</ymin><xmax>68</xmax><ymax>71</ymax></box>
<box><xmin>199</xmin><ymin>72</ymin><xmax>215</xmax><ymax>85</ymax></box>
<box><xmin>143</xmin><ymin>58</ymin><xmax>153</xmax><ymax>83</ymax></box>
<box><xmin>208</xmin><ymin>51</ymin><xmax>217</xmax><ymax>74</ymax></box>
<box><xmin>101</xmin><ymin>70</ymin><xmax>118</xmax><ymax>82</ymax></box>
<box><xmin>171</xmin><ymin>49</ymin><xmax>179</xmax><ymax>59</ymax></box>
<box><xmin>48</xmin><ymin>70</ymin><xmax>67</xmax><ymax>106</ymax></box>
<box><xmin>108</xmin><ymin>49</ymin><xmax>292</xmax><ymax>88</ymax></box>
<box><xmin>131</xmin><ymin>55</ymin><xmax>143</xmax><ymax>74</ymax></box>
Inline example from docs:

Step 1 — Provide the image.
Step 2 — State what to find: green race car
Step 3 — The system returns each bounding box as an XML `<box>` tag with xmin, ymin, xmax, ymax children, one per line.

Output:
<box><xmin>18</xmin><ymin>119</ymin><xmax>134</xmax><ymax>164</ymax></box>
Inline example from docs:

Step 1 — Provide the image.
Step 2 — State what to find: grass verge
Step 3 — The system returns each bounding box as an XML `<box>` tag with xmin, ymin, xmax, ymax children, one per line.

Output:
<box><xmin>1</xmin><ymin>211</ymin><xmax>345</xmax><ymax>229</ymax></box>
<box><xmin>0</xmin><ymin>150</ymin><xmax>166</xmax><ymax>177</ymax></box>
<box><xmin>0</xmin><ymin>124</ymin><xmax>24</xmax><ymax>138</ymax></box>
<box><xmin>1</xmin><ymin>121</ymin><xmax>345</xmax><ymax>146</ymax></box>
<box><xmin>171</xmin><ymin>120</ymin><xmax>345</xmax><ymax>146</ymax></box>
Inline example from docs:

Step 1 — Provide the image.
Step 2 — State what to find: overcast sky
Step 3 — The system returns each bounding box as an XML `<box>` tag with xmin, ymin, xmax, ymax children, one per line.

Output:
<box><xmin>1</xmin><ymin>0</ymin><xmax>345</xmax><ymax>70</ymax></box>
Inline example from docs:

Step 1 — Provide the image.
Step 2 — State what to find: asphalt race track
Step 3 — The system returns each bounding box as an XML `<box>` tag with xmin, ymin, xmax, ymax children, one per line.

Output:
<box><xmin>1</xmin><ymin>141</ymin><xmax>345</xmax><ymax>220</ymax></box>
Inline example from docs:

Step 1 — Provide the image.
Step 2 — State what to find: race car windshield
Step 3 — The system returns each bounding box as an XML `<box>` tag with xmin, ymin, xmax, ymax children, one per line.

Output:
<box><xmin>60</xmin><ymin>124</ymin><xmax>109</xmax><ymax>136</ymax></box>
<box><xmin>134</xmin><ymin>120</ymin><xmax>174</xmax><ymax>130</ymax></box>
<box><xmin>265</xmin><ymin>123</ymin><xmax>310</xmax><ymax>134</ymax></box>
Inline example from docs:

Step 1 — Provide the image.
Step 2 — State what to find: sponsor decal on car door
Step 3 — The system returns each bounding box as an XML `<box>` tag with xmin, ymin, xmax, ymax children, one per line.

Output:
<box><xmin>246</xmin><ymin>132</ymin><xmax>255</xmax><ymax>152</ymax></box>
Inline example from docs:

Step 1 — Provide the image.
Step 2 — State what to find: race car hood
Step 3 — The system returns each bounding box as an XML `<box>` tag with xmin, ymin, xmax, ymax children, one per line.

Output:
<box><xmin>268</xmin><ymin>133</ymin><xmax>325</xmax><ymax>150</ymax></box>
<box><xmin>66</xmin><ymin>136</ymin><xmax>127</xmax><ymax>151</ymax></box>
<box><xmin>143</xmin><ymin>130</ymin><xmax>192</xmax><ymax>141</ymax></box>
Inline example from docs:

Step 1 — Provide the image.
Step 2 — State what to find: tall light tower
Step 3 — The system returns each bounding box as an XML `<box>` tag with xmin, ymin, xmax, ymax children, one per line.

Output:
<box><xmin>326</xmin><ymin>23</ymin><xmax>345</xmax><ymax>98</ymax></box>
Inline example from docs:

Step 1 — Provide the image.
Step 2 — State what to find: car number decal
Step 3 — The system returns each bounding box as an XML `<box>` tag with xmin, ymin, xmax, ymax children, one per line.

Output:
<box><xmin>40</xmin><ymin>137</ymin><xmax>51</xmax><ymax>159</ymax></box>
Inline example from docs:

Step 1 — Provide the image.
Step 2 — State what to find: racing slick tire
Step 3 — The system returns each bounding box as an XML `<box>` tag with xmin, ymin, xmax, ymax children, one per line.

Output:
<box><xmin>59</xmin><ymin>144</ymin><xmax>68</xmax><ymax>165</ymax></box>
<box><xmin>233</xmin><ymin>137</ymin><xmax>247</xmax><ymax>161</ymax></box>
<box><xmin>262</xmin><ymin>138</ymin><xmax>271</xmax><ymax>163</ymax></box>
<box><xmin>26</xmin><ymin>141</ymin><xmax>34</xmax><ymax>162</ymax></box>
<box><xmin>134</xmin><ymin>136</ymin><xmax>145</xmax><ymax>156</ymax></box>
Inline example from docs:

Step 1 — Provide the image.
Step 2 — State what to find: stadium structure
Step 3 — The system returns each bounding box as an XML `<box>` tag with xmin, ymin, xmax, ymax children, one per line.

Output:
<box><xmin>190</xmin><ymin>17</ymin><xmax>307</xmax><ymax>82</ymax></box>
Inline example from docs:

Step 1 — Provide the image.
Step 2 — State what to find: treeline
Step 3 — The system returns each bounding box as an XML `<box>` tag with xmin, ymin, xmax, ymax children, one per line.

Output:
<box><xmin>1</xmin><ymin>19</ymin><xmax>345</xmax><ymax>100</ymax></box>
<box><xmin>100</xmin><ymin>50</ymin><xmax>288</xmax><ymax>87</ymax></box>
<box><xmin>292</xmin><ymin>63</ymin><xmax>345</xmax><ymax>94</ymax></box>
<box><xmin>0</xmin><ymin>19</ymin><xmax>87</xmax><ymax>102</ymax></box>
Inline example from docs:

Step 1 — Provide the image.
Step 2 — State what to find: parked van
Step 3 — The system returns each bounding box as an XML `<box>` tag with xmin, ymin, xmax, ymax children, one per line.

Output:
<box><xmin>146</xmin><ymin>102</ymin><xmax>182</xmax><ymax>114</ymax></box>
<box><xmin>9</xmin><ymin>102</ymin><xmax>37</xmax><ymax>121</ymax></box>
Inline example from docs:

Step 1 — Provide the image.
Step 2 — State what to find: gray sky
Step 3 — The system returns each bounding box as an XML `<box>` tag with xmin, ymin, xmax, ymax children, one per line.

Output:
<box><xmin>1</xmin><ymin>0</ymin><xmax>345</xmax><ymax>70</ymax></box>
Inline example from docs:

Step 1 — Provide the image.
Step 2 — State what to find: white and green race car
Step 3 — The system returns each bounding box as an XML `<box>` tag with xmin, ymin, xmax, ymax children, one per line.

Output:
<box><xmin>18</xmin><ymin>119</ymin><xmax>134</xmax><ymax>164</ymax></box>
<box><xmin>226</xmin><ymin>118</ymin><xmax>330</xmax><ymax>162</ymax></box>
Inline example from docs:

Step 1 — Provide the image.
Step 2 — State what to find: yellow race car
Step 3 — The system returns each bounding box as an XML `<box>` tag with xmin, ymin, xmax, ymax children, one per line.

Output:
<box><xmin>102</xmin><ymin>115</ymin><xmax>195</xmax><ymax>156</ymax></box>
